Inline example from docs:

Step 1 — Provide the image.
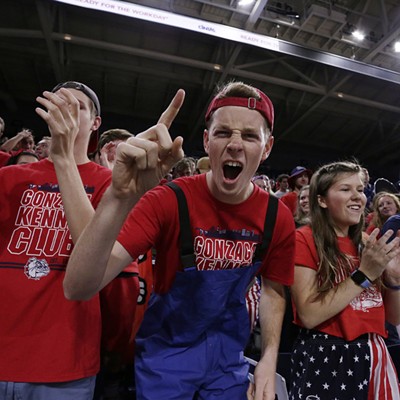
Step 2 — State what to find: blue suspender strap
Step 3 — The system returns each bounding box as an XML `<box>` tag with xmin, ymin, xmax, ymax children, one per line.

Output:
<box><xmin>166</xmin><ymin>182</ymin><xmax>196</xmax><ymax>269</ymax></box>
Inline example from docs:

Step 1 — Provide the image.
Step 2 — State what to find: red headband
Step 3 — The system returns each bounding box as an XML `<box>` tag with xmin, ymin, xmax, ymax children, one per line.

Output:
<box><xmin>205</xmin><ymin>89</ymin><xmax>274</xmax><ymax>132</ymax></box>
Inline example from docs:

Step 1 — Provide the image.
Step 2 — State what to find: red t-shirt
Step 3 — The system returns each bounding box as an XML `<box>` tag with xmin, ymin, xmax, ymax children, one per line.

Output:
<box><xmin>366</xmin><ymin>222</ymin><xmax>378</xmax><ymax>235</ymax></box>
<box><xmin>0</xmin><ymin>150</ymin><xmax>11</xmax><ymax>167</ymax></box>
<box><xmin>294</xmin><ymin>226</ymin><xmax>386</xmax><ymax>341</ymax></box>
<box><xmin>131</xmin><ymin>250</ymin><xmax>154</xmax><ymax>341</ymax></box>
<box><xmin>99</xmin><ymin>261</ymin><xmax>139</xmax><ymax>362</ymax></box>
<box><xmin>280</xmin><ymin>191</ymin><xmax>297</xmax><ymax>216</ymax></box>
<box><xmin>118</xmin><ymin>174</ymin><xmax>295</xmax><ymax>295</ymax></box>
<box><xmin>0</xmin><ymin>159</ymin><xmax>112</xmax><ymax>382</ymax></box>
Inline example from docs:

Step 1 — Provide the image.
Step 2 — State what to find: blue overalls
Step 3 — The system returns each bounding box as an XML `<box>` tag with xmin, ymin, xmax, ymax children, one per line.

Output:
<box><xmin>135</xmin><ymin>183</ymin><xmax>278</xmax><ymax>399</ymax></box>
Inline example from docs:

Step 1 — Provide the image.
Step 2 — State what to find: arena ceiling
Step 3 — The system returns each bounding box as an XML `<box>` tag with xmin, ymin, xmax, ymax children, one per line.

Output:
<box><xmin>1</xmin><ymin>0</ymin><xmax>400</xmax><ymax>180</ymax></box>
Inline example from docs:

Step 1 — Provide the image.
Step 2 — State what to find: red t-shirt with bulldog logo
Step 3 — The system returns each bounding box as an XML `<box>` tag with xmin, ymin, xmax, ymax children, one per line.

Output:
<box><xmin>0</xmin><ymin>159</ymin><xmax>112</xmax><ymax>382</ymax></box>
<box><xmin>293</xmin><ymin>225</ymin><xmax>386</xmax><ymax>341</ymax></box>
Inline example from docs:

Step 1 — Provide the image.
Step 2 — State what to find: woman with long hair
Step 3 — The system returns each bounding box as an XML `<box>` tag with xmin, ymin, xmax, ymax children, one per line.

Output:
<box><xmin>289</xmin><ymin>160</ymin><xmax>400</xmax><ymax>399</ymax></box>
<box><xmin>294</xmin><ymin>184</ymin><xmax>310</xmax><ymax>228</ymax></box>
<box><xmin>366</xmin><ymin>191</ymin><xmax>400</xmax><ymax>234</ymax></box>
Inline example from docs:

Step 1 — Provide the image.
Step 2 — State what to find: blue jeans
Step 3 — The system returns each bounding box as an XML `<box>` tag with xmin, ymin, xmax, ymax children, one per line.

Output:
<box><xmin>0</xmin><ymin>376</ymin><xmax>96</xmax><ymax>400</ymax></box>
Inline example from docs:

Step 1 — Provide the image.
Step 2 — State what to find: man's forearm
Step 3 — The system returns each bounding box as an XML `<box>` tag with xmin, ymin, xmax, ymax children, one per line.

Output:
<box><xmin>259</xmin><ymin>279</ymin><xmax>286</xmax><ymax>362</ymax></box>
<box><xmin>53</xmin><ymin>158</ymin><xmax>96</xmax><ymax>243</ymax></box>
<box><xmin>251</xmin><ymin>279</ymin><xmax>286</xmax><ymax>399</ymax></box>
<box><xmin>64</xmin><ymin>187</ymin><xmax>137</xmax><ymax>300</ymax></box>
<box><xmin>0</xmin><ymin>135</ymin><xmax>22</xmax><ymax>152</ymax></box>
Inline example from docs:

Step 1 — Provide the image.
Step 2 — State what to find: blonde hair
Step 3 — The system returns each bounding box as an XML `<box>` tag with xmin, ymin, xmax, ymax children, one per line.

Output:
<box><xmin>294</xmin><ymin>185</ymin><xmax>310</xmax><ymax>227</ymax></box>
<box><xmin>370</xmin><ymin>192</ymin><xmax>400</xmax><ymax>229</ymax></box>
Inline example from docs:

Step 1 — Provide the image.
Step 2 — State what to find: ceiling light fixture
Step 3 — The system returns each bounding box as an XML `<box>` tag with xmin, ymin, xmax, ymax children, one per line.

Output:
<box><xmin>394</xmin><ymin>41</ymin><xmax>400</xmax><ymax>53</ymax></box>
<box><xmin>238</xmin><ymin>0</ymin><xmax>255</xmax><ymax>6</ymax></box>
<box><xmin>352</xmin><ymin>30</ymin><xmax>365</xmax><ymax>41</ymax></box>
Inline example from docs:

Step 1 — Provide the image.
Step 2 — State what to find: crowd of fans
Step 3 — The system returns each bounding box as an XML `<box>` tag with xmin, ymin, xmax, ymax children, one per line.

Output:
<box><xmin>1</xmin><ymin>79</ymin><xmax>400</xmax><ymax>400</ymax></box>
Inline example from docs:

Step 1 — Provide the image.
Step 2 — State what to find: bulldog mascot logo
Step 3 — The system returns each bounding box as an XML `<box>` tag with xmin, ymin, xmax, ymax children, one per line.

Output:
<box><xmin>24</xmin><ymin>257</ymin><xmax>50</xmax><ymax>280</ymax></box>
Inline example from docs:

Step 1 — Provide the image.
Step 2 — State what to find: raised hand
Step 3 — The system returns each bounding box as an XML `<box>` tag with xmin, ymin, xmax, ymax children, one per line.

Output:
<box><xmin>382</xmin><ymin>230</ymin><xmax>400</xmax><ymax>284</ymax></box>
<box><xmin>99</xmin><ymin>141</ymin><xmax>118</xmax><ymax>170</ymax></box>
<box><xmin>360</xmin><ymin>228</ymin><xmax>400</xmax><ymax>281</ymax></box>
<box><xmin>35</xmin><ymin>88</ymin><xmax>80</xmax><ymax>160</ymax></box>
<box><xmin>112</xmin><ymin>89</ymin><xmax>185</xmax><ymax>199</ymax></box>
<box><xmin>16</xmin><ymin>129</ymin><xmax>33</xmax><ymax>140</ymax></box>
<box><xmin>157</xmin><ymin>88</ymin><xmax>186</xmax><ymax>129</ymax></box>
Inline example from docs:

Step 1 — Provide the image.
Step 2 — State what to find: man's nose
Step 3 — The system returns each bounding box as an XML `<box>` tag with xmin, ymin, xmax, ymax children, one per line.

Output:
<box><xmin>227</xmin><ymin>134</ymin><xmax>243</xmax><ymax>151</ymax></box>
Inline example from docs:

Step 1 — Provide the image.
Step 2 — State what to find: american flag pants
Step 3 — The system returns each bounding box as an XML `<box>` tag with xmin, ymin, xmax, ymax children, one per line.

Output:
<box><xmin>289</xmin><ymin>329</ymin><xmax>400</xmax><ymax>400</ymax></box>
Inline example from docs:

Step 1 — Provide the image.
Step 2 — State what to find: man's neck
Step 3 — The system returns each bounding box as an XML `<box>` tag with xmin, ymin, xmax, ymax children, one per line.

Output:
<box><xmin>47</xmin><ymin>152</ymin><xmax>90</xmax><ymax>166</ymax></box>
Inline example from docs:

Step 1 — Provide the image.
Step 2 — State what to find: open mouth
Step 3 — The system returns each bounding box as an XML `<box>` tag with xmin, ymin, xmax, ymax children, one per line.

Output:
<box><xmin>223</xmin><ymin>161</ymin><xmax>243</xmax><ymax>181</ymax></box>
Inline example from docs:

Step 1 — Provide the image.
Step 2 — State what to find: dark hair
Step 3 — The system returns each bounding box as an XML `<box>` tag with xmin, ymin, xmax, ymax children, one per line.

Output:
<box><xmin>276</xmin><ymin>174</ymin><xmax>289</xmax><ymax>182</ymax></box>
<box><xmin>7</xmin><ymin>150</ymin><xmax>39</xmax><ymax>165</ymax></box>
<box><xmin>98</xmin><ymin>128</ymin><xmax>133</xmax><ymax>151</ymax></box>
<box><xmin>172</xmin><ymin>157</ymin><xmax>196</xmax><ymax>178</ymax></box>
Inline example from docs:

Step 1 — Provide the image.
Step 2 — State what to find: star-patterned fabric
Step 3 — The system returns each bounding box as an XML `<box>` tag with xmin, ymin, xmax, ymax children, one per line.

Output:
<box><xmin>289</xmin><ymin>329</ymin><xmax>400</xmax><ymax>400</ymax></box>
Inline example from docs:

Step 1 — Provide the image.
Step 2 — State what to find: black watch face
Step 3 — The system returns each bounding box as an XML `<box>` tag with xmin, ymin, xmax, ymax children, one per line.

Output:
<box><xmin>351</xmin><ymin>270</ymin><xmax>369</xmax><ymax>287</ymax></box>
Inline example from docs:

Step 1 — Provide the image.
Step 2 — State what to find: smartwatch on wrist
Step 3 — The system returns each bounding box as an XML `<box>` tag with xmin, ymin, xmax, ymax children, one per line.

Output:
<box><xmin>350</xmin><ymin>269</ymin><xmax>373</xmax><ymax>289</ymax></box>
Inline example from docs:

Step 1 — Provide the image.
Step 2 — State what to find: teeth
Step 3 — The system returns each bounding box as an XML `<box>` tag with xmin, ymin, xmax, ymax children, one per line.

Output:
<box><xmin>225</xmin><ymin>161</ymin><xmax>241</xmax><ymax>167</ymax></box>
<box><xmin>349</xmin><ymin>206</ymin><xmax>360</xmax><ymax>210</ymax></box>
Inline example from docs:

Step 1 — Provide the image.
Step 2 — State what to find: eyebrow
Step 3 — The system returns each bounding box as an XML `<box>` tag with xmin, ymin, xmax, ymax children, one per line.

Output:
<box><xmin>213</xmin><ymin>124</ymin><xmax>260</xmax><ymax>133</ymax></box>
<box><xmin>338</xmin><ymin>184</ymin><xmax>364</xmax><ymax>190</ymax></box>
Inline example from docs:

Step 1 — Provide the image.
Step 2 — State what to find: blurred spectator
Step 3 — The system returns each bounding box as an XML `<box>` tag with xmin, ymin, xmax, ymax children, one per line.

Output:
<box><xmin>380</xmin><ymin>210</ymin><xmax>400</xmax><ymax>377</ymax></box>
<box><xmin>252</xmin><ymin>174</ymin><xmax>273</xmax><ymax>194</ymax></box>
<box><xmin>362</xmin><ymin>167</ymin><xmax>374</xmax><ymax>212</ymax></box>
<box><xmin>0</xmin><ymin>150</ymin><xmax>11</xmax><ymax>167</ymax></box>
<box><xmin>172</xmin><ymin>156</ymin><xmax>196</xmax><ymax>179</ymax></box>
<box><xmin>0</xmin><ymin>116</ymin><xmax>7</xmax><ymax>145</ymax></box>
<box><xmin>90</xmin><ymin>127</ymin><xmax>139</xmax><ymax>400</ymax></box>
<box><xmin>374</xmin><ymin>177</ymin><xmax>398</xmax><ymax>195</ymax></box>
<box><xmin>35</xmin><ymin>136</ymin><xmax>51</xmax><ymax>160</ymax></box>
<box><xmin>366</xmin><ymin>192</ymin><xmax>400</xmax><ymax>234</ymax></box>
<box><xmin>98</xmin><ymin>128</ymin><xmax>132</xmax><ymax>151</ymax></box>
<box><xmin>281</xmin><ymin>166</ymin><xmax>312</xmax><ymax>216</ymax></box>
<box><xmin>195</xmin><ymin>156</ymin><xmax>211</xmax><ymax>174</ymax></box>
<box><xmin>0</xmin><ymin>128</ymin><xmax>35</xmax><ymax>152</ymax></box>
<box><xmin>97</xmin><ymin>128</ymin><xmax>133</xmax><ymax>170</ymax></box>
<box><xmin>6</xmin><ymin>150</ymin><xmax>39</xmax><ymax>165</ymax></box>
<box><xmin>274</xmin><ymin>173</ymin><xmax>290</xmax><ymax>198</ymax></box>
<box><xmin>294</xmin><ymin>185</ymin><xmax>310</xmax><ymax>228</ymax></box>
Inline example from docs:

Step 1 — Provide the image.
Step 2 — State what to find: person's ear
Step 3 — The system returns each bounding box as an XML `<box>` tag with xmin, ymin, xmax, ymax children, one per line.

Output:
<box><xmin>92</xmin><ymin>116</ymin><xmax>102</xmax><ymax>132</ymax></box>
<box><xmin>317</xmin><ymin>195</ymin><xmax>328</xmax><ymax>208</ymax></box>
<box><xmin>261</xmin><ymin>135</ymin><xmax>274</xmax><ymax>162</ymax></box>
<box><xmin>203</xmin><ymin>129</ymin><xmax>209</xmax><ymax>154</ymax></box>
